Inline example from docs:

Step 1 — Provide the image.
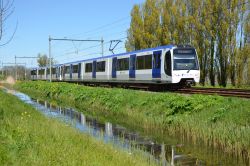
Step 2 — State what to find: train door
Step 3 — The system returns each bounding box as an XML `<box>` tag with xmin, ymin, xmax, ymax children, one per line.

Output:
<box><xmin>165</xmin><ymin>50</ymin><xmax>172</xmax><ymax>76</ymax></box>
<box><xmin>152</xmin><ymin>50</ymin><xmax>162</xmax><ymax>78</ymax></box>
<box><xmin>92</xmin><ymin>61</ymin><xmax>96</xmax><ymax>78</ymax></box>
<box><xmin>112</xmin><ymin>57</ymin><xmax>117</xmax><ymax>78</ymax></box>
<box><xmin>78</xmin><ymin>63</ymin><xmax>81</xmax><ymax>79</ymax></box>
<box><xmin>129</xmin><ymin>54</ymin><xmax>136</xmax><ymax>78</ymax></box>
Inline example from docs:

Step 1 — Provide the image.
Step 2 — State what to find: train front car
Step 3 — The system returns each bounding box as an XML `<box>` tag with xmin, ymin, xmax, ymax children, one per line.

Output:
<box><xmin>171</xmin><ymin>46</ymin><xmax>200</xmax><ymax>86</ymax></box>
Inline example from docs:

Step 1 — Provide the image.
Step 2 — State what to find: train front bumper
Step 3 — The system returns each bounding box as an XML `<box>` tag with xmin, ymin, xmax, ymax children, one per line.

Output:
<box><xmin>172</xmin><ymin>71</ymin><xmax>200</xmax><ymax>84</ymax></box>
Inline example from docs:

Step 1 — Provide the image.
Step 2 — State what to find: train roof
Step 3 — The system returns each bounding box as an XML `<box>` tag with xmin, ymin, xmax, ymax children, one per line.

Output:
<box><xmin>33</xmin><ymin>45</ymin><xmax>176</xmax><ymax>69</ymax></box>
<box><xmin>62</xmin><ymin>45</ymin><xmax>175</xmax><ymax>66</ymax></box>
<box><xmin>31</xmin><ymin>63</ymin><xmax>63</xmax><ymax>70</ymax></box>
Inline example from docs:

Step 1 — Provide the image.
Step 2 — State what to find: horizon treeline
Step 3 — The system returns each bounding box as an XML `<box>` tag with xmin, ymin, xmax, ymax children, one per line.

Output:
<box><xmin>126</xmin><ymin>0</ymin><xmax>250</xmax><ymax>87</ymax></box>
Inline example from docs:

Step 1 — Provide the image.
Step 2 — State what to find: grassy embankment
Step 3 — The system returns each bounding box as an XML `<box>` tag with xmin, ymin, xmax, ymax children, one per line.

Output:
<box><xmin>0</xmin><ymin>89</ymin><xmax>156</xmax><ymax>165</ymax></box>
<box><xmin>15</xmin><ymin>81</ymin><xmax>250</xmax><ymax>161</ymax></box>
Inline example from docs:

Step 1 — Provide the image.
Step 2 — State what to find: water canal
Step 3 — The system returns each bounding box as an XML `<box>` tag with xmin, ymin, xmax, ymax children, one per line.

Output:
<box><xmin>5</xmin><ymin>89</ymin><xmax>248</xmax><ymax>165</ymax></box>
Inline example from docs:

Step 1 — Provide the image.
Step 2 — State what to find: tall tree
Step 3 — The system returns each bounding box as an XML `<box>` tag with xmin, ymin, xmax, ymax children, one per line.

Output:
<box><xmin>206</xmin><ymin>0</ymin><xmax>220</xmax><ymax>86</ymax></box>
<box><xmin>228</xmin><ymin>0</ymin><xmax>240</xmax><ymax>86</ymax></box>
<box><xmin>161</xmin><ymin>0</ymin><xmax>172</xmax><ymax>45</ymax></box>
<box><xmin>125</xmin><ymin>4</ymin><xmax>145</xmax><ymax>51</ymax></box>
<box><xmin>143</xmin><ymin>0</ymin><xmax>161</xmax><ymax>48</ymax></box>
<box><xmin>245</xmin><ymin>8</ymin><xmax>250</xmax><ymax>84</ymax></box>
<box><xmin>189</xmin><ymin>0</ymin><xmax>209</xmax><ymax>85</ymax></box>
<box><xmin>237</xmin><ymin>3</ymin><xmax>250</xmax><ymax>86</ymax></box>
<box><xmin>37</xmin><ymin>53</ymin><xmax>55</xmax><ymax>67</ymax></box>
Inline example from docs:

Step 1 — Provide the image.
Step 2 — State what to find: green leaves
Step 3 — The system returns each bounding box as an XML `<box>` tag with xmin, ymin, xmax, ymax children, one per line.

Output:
<box><xmin>209</xmin><ymin>107</ymin><xmax>228</xmax><ymax>123</ymax></box>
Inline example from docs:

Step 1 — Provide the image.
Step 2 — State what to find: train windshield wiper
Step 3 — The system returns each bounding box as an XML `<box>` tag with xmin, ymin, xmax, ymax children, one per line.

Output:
<box><xmin>187</xmin><ymin>66</ymin><xmax>193</xmax><ymax>73</ymax></box>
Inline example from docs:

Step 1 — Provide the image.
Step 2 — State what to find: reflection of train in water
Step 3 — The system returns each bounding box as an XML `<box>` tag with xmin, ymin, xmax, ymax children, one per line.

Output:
<box><xmin>38</xmin><ymin>99</ymin><xmax>204</xmax><ymax>165</ymax></box>
<box><xmin>31</xmin><ymin>45</ymin><xmax>200</xmax><ymax>87</ymax></box>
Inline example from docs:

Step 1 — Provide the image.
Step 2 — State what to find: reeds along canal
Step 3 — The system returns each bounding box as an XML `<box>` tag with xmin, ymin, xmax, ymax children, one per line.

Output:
<box><xmin>6</xmin><ymin>89</ymin><xmax>249</xmax><ymax>166</ymax></box>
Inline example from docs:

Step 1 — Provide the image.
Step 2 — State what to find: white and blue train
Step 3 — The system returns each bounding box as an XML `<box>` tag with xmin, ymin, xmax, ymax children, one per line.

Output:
<box><xmin>31</xmin><ymin>45</ymin><xmax>200</xmax><ymax>88</ymax></box>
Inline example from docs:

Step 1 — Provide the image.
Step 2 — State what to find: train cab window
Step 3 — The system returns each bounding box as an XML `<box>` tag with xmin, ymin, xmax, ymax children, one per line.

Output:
<box><xmin>85</xmin><ymin>63</ymin><xmax>92</xmax><ymax>73</ymax></box>
<box><xmin>173</xmin><ymin>48</ymin><xmax>199</xmax><ymax>70</ymax></box>
<box><xmin>73</xmin><ymin>65</ymin><xmax>79</xmax><ymax>73</ymax></box>
<box><xmin>96</xmin><ymin>61</ymin><xmax>106</xmax><ymax>72</ymax></box>
<box><xmin>136</xmin><ymin>55</ymin><xmax>152</xmax><ymax>70</ymax></box>
<box><xmin>117</xmin><ymin>58</ymin><xmax>129</xmax><ymax>71</ymax></box>
<box><xmin>165</xmin><ymin>51</ymin><xmax>172</xmax><ymax>76</ymax></box>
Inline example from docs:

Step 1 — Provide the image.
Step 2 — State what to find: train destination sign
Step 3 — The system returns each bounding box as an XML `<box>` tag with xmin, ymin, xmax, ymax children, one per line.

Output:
<box><xmin>173</xmin><ymin>49</ymin><xmax>195</xmax><ymax>54</ymax></box>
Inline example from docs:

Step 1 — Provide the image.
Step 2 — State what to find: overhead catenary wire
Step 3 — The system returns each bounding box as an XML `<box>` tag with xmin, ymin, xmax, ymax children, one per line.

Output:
<box><xmin>59</xmin><ymin>43</ymin><xmax>127</xmax><ymax>63</ymax></box>
<box><xmin>67</xmin><ymin>16</ymin><xmax>130</xmax><ymax>38</ymax></box>
<box><xmin>49</xmin><ymin>15</ymin><xmax>131</xmax><ymax>60</ymax></box>
<box><xmin>53</xmin><ymin>35</ymin><xmax>127</xmax><ymax>61</ymax></box>
<box><xmin>52</xmin><ymin>29</ymin><xmax>128</xmax><ymax>58</ymax></box>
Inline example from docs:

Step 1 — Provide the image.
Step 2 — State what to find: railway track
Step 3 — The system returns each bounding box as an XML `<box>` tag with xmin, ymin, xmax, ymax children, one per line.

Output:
<box><xmin>175</xmin><ymin>87</ymin><xmax>250</xmax><ymax>98</ymax></box>
<box><xmin>74</xmin><ymin>82</ymin><xmax>250</xmax><ymax>98</ymax></box>
<box><xmin>107</xmin><ymin>83</ymin><xmax>250</xmax><ymax>98</ymax></box>
<box><xmin>16</xmin><ymin>80</ymin><xmax>250</xmax><ymax>99</ymax></box>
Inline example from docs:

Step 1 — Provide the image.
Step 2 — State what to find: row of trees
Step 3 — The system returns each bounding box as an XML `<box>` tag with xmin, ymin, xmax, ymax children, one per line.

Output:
<box><xmin>0</xmin><ymin>66</ymin><xmax>29</xmax><ymax>80</ymax></box>
<box><xmin>126</xmin><ymin>0</ymin><xmax>250</xmax><ymax>87</ymax></box>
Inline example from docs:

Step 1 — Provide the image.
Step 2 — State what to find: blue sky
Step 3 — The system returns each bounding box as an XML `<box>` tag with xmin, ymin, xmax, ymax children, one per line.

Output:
<box><xmin>0</xmin><ymin>0</ymin><xmax>145</xmax><ymax>68</ymax></box>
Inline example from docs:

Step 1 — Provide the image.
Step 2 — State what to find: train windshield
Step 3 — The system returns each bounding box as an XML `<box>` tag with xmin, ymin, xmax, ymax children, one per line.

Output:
<box><xmin>173</xmin><ymin>49</ymin><xmax>199</xmax><ymax>70</ymax></box>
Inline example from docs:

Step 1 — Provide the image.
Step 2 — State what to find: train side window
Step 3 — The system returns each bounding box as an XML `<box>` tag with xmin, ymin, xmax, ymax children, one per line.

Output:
<box><xmin>136</xmin><ymin>55</ymin><xmax>152</xmax><ymax>70</ymax></box>
<box><xmin>31</xmin><ymin>70</ymin><xmax>36</xmax><ymax>75</ymax></box>
<box><xmin>165</xmin><ymin>51</ymin><xmax>172</xmax><ymax>76</ymax></box>
<box><xmin>145</xmin><ymin>55</ymin><xmax>152</xmax><ymax>69</ymax></box>
<box><xmin>117</xmin><ymin>58</ymin><xmax>129</xmax><ymax>71</ymax></box>
<box><xmin>85</xmin><ymin>63</ymin><xmax>92</xmax><ymax>73</ymax></box>
<box><xmin>46</xmin><ymin>68</ymin><xmax>50</xmax><ymax>75</ymax></box>
<box><xmin>96</xmin><ymin>61</ymin><xmax>106</xmax><ymax>72</ymax></box>
<box><xmin>56</xmin><ymin>67</ymin><xmax>60</xmax><ymax>75</ymax></box>
<box><xmin>73</xmin><ymin>65</ymin><xmax>78</xmax><ymax>73</ymax></box>
<box><xmin>62</xmin><ymin>66</ymin><xmax>66</xmax><ymax>75</ymax></box>
<box><xmin>65</xmin><ymin>66</ymin><xmax>70</xmax><ymax>74</ymax></box>
<box><xmin>52</xmin><ymin>68</ymin><xmax>56</xmax><ymax>74</ymax></box>
<box><xmin>39</xmin><ymin>69</ymin><xmax>45</xmax><ymax>75</ymax></box>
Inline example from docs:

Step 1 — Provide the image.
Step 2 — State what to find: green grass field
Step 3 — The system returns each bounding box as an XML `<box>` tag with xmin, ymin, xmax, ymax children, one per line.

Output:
<box><xmin>0</xmin><ymin>89</ymin><xmax>156</xmax><ymax>166</ymax></box>
<box><xmin>15</xmin><ymin>81</ymin><xmax>250</xmax><ymax>161</ymax></box>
